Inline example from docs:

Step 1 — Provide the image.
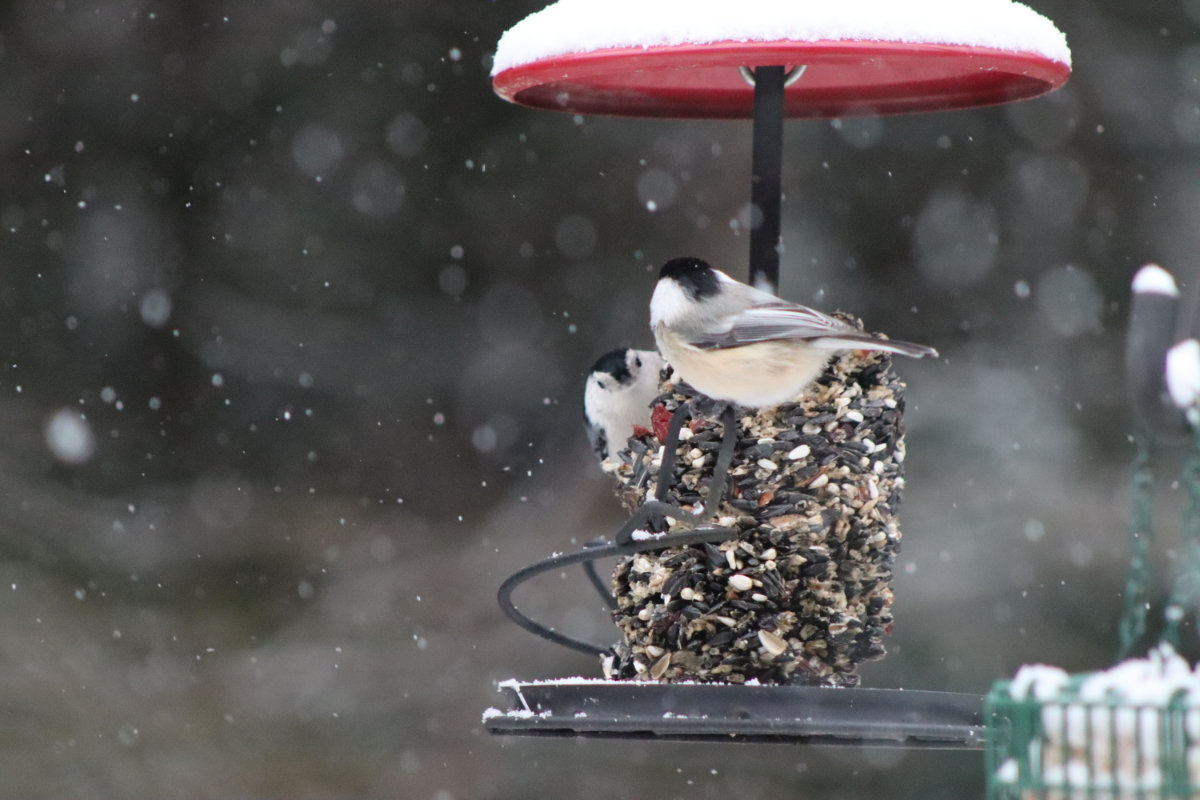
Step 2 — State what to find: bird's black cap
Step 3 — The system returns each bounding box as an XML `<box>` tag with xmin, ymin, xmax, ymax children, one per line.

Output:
<box><xmin>659</xmin><ymin>257</ymin><xmax>720</xmax><ymax>301</ymax></box>
<box><xmin>589</xmin><ymin>348</ymin><xmax>632</xmax><ymax>383</ymax></box>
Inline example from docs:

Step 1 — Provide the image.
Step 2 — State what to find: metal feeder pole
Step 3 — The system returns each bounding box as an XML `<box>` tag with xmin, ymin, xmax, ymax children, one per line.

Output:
<box><xmin>749</xmin><ymin>65</ymin><xmax>787</xmax><ymax>296</ymax></box>
<box><xmin>1120</xmin><ymin>276</ymin><xmax>1185</xmax><ymax>657</ymax></box>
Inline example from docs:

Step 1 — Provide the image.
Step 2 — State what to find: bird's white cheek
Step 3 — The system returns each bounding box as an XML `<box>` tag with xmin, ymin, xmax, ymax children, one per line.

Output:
<box><xmin>649</xmin><ymin>280</ymin><xmax>694</xmax><ymax>327</ymax></box>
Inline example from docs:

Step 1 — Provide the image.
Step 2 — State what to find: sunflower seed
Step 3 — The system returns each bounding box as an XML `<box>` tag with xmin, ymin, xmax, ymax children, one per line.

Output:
<box><xmin>786</xmin><ymin>444</ymin><xmax>811</xmax><ymax>460</ymax></box>
<box><xmin>758</xmin><ymin>629</ymin><xmax>789</xmax><ymax>656</ymax></box>
<box><xmin>650</xmin><ymin>652</ymin><xmax>672</xmax><ymax>679</ymax></box>
<box><xmin>728</xmin><ymin>574</ymin><xmax>753</xmax><ymax>592</ymax></box>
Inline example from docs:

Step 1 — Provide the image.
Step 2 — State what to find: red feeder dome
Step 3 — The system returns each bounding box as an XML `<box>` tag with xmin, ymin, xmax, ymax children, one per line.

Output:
<box><xmin>492</xmin><ymin>39</ymin><xmax>1070</xmax><ymax>119</ymax></box>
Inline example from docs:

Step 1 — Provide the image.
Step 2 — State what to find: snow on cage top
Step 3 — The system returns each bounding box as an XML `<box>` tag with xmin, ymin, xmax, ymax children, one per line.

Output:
<box><xmin>492</xmin><ymin>0</ymin><xmax>1071</xmax><ymax>118</ymax></box>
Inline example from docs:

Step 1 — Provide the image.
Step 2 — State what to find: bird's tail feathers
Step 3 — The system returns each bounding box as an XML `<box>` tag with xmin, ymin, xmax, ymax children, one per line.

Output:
<box><xmin>820</xmin><ymin>336</ymin><xmax>939</xmax><ymax>359</ymax></box>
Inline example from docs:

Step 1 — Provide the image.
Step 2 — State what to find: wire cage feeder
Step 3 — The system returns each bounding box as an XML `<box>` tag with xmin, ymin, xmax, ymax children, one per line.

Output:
<box><xmin>485</xmin><ymin>0</ymin><xmax>1071</xmax><ymax>755</ymax></box>
<box><xmin>985</xmin><ymin>673</ymin><xmax>1200</xmax><ymax>799</ymax></box>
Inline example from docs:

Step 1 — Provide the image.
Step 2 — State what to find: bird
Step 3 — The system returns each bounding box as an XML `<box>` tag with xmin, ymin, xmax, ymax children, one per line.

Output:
<box><xmin>583</xmin><ymin>347</ymin><xmax>664</xmax><ymax>461</ymax></box>
<box><xmin>649</xmin><ymin>256</ymin><xmax>938</xmax><ymax>408</ymax></box>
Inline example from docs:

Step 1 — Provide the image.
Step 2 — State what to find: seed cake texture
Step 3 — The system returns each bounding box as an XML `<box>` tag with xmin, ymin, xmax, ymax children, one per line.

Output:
<box><xmin>604</xmin><ymin>342</ymin><xmax>907</xmax><ymax>685</ymax></box>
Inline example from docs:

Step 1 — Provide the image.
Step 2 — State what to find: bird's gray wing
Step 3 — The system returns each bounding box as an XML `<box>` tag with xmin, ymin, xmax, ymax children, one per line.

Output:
<box><xmin>692</xmin><ymin>302</ymin><xmax>866</xmax><ymax>350</ymax></box>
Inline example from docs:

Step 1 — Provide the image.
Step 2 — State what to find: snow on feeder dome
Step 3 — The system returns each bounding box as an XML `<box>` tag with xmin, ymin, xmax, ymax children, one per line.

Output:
<box><xmin>492</xmin><ymin>0</ymin><xmax>1071</xmax><ymax>119</ymax></box>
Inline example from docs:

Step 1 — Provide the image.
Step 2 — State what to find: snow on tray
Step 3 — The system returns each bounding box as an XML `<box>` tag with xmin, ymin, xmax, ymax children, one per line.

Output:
<box><xmin>493</xmin><ymin>0</ymin><xmax>1071</xmax><ymax>75</ymax></box>
<box><xmin>1006</xmin><ymin>643</ymin><xmax>1200</xmax><ymax>707</ymax></box>
<box><xmin>995</xmin><ymin>644</ymin><xmax>1200</xmax><ymax>792</ymax></box>
<box><xmin>493</xmin><ymin>676</ymin><xmax>771</xmax><ymax>689</ymax></box>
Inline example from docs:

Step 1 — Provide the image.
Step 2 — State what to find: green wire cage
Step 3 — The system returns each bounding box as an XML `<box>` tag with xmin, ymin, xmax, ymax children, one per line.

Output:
<box><xmin>986</xmin><ymin>658</ymin><xmax>1200</xmax><ymax>799</ymax></box>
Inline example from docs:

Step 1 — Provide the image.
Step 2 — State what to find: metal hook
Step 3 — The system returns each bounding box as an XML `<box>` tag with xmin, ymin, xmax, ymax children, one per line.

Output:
<box><xmin>495</xmin><ymin>400</ymin><xmax>744</xmax><ymax>656</ymax></box>
<box><xmin>738</xmin><ymin>64</ymin><xmax>807</xmax><ymax>87</ymax></box>
<box><xmin>495</xmin><ymin>525</ymin><xmax>736</xmax><ymax>657</ymax></box>
<box><xmin>645</xmin><ymin>399</ymin><xmax>740</xmax><ymax>521</ymax></box>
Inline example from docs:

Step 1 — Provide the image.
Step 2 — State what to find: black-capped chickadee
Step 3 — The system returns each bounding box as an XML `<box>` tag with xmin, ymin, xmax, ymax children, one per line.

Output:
<box><xmin>650</xmin><ymin>257</ymin><xmax>938</xmax><ymax>408</ymax></box>
<box><xmin>584</xmin><ymin>347</ymin><xmax>665</xmax><ymax>461</ymax></box>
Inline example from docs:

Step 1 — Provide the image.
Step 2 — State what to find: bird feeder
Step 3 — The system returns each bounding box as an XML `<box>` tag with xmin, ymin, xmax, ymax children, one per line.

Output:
<box><xmin>486</xmin><ymin>0</ymin><xmax>1070</xmax><ymax>748</ymax></box>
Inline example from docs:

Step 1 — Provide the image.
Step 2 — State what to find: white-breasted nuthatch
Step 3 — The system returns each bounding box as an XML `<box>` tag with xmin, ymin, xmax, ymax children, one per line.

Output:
<box><xmin>583</xmin><ymin>347</ymin><xmax>664</xmax><ymax>461</ymax></box>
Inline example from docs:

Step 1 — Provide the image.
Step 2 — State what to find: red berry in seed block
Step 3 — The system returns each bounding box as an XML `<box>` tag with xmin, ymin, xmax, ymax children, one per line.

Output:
<box><xmin>631</xmin><ymin>424</ymin><xmax>652</xmax><ymax>439</ymax></box>
<box><xmin>651</xmin><ymin>404</ymin><xmax>673</xmax><ymax>442</ymax></box>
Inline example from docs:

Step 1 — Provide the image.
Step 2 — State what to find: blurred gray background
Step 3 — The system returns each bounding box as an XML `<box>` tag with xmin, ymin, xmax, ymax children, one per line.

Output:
<box><xmin>1</xmin><ymin>0</ymin><xmax>1198</xmax><ymax>797</ymax></box>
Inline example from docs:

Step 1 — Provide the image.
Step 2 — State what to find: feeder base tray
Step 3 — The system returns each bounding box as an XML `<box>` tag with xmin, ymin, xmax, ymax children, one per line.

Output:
<box><xmin>485</xmin><ymin>680</ymin><xmax>984</xmax><ymax>749</ymax></box>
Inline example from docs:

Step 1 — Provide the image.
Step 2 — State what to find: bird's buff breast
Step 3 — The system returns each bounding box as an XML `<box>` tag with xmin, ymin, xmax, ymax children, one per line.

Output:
<box><xmin>654</xmin><ymin>324</ymin><xmax>832</xmax><ymax>408</ymax></box>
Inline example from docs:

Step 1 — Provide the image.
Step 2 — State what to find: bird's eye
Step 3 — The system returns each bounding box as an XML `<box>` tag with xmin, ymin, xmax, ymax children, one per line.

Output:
<box><xmin>633</xmin><ymin>356</ymin><xmax>642</xmax><ymax>368</ymax></box>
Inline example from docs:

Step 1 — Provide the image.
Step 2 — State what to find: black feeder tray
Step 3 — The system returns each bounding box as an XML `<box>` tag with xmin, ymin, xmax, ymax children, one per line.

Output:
<box><xmin>487</xmin><ymin>681</ymin><xmax>985</xmax><ymax>748</ymax></box>
<box><xmin>487</xmin><ymin>0</ymin><xmax>1069</xmax><ymax>748</ymax></box>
